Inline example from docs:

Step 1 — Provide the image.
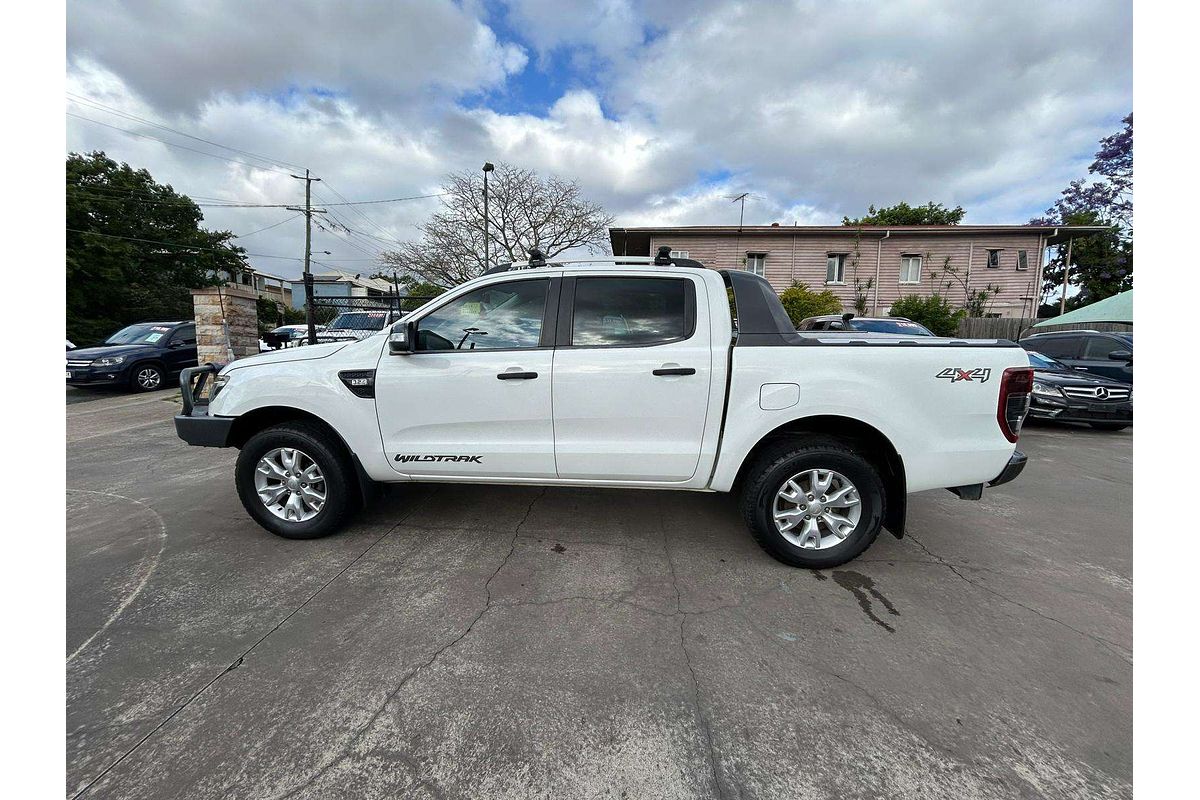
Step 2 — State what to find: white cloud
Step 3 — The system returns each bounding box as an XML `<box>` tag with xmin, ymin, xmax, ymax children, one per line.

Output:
<box><xmin>65</xmin><ymin>0</ymin><xmax>1131</xmax><ymax>277</ymax></box>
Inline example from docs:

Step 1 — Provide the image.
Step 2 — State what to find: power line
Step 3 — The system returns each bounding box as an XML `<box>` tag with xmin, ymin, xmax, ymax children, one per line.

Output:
<box><xmin>320</xmin><ymin>192</ymin><xmax>446</xmax><ymax>206</ymax></box>
<box><xmin>66</xmin><ymin>112</ymin><xmax>295</xmax><ymax>175</ymax></box>
<box><xmin>236</xmin><ymin>214</ymin><xmax>303</xmax><ymax>239</ymax></box>
<box><xmin>67</xmin><ymin>186</ymin><xmax>294</xmax><ymax>210</ymax></box>
<box><xmin>66</xmin><ymin>227</ymin><xmax>304</xmax><ymax>261</ymax></box>
<box><xmin>316</xmin><ymin>181</ymin><xmax>408</xmax><ymax>248</ymax></box>
<box><xmin>66</xmin><ymin>93</ymin><xmax>305</xmax><ymax>171</ymax></box>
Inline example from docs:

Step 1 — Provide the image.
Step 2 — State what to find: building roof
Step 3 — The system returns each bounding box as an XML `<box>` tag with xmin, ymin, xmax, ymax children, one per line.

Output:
<box><xmin>1032</xmin><ymin>289</ymin><xmax>1132</xmax><ymax>328</ymax></box>
<box><xmin>608</xmin><ymin>224</ymin><xmax>1110</xmax><ymax>256</ymax></box>
<box><xmin>291</xmin><ymin>271</ymin><xmax>394</xmax><ymax>292</ymax></box>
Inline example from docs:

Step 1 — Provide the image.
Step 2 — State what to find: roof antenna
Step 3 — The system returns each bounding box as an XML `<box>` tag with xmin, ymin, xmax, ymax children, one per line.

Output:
<box><xmin>527</xmin><ymin>248</ymin><xmax>546</xmax><ymax>268</ymax></box>
<box><xmin>654</xmin><ymin>245</ymin><xmax>673</xmax><ymax>265</ymax></box>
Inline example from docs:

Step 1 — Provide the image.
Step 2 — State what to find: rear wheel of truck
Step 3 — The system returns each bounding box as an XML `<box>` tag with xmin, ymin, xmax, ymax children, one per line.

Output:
<box><xmin>235</xmin><ymin>422</ymin><xmax>355</xmax><ymax>539</ymax></box>
<box><xmin>740</xmin><ymin>437</ymin><xmax>886</xmax><ymax>569</ymax></box>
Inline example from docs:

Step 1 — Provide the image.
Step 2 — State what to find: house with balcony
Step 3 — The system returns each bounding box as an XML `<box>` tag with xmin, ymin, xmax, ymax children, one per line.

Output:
<box><xmin>608</xmin><ymin>224</ymin><xmax>1106</xmax><ymax>318</ymax></box>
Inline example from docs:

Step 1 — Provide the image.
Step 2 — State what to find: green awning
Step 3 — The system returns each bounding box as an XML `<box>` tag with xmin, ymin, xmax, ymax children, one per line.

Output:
<box><xmin>1034</xmin><ymin>289</ymin><xmax>1132</xmax><ymax>327</ymax></box>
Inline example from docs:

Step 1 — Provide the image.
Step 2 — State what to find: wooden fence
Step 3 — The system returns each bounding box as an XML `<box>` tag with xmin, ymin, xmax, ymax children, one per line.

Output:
<box><xmin>954</xmin><ymin>317</ymin><xmax>1133</xmax><ymax>340</ymax></box>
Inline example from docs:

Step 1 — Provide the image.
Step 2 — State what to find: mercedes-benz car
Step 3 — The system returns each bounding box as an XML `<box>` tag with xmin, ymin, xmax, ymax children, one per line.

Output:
<box><xmin>1025</xmin><ymin>350</ymin><xmax>1131</xmax><ymax>431</ymax></box>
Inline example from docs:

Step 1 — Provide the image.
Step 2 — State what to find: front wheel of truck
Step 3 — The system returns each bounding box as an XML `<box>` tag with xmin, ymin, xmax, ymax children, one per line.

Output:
<box><xmin>235</xmin><ymin>422</ymin><xmax>355</xmax><ymax>539</ymax></box>
<box><xmin>740</xmin><ymin>437</ymin><xmax>886</xmax><ymax>569</ymax></box>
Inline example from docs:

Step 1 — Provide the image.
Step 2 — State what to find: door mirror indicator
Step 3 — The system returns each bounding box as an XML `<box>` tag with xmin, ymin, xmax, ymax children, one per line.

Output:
<box><xmin>389</xmin><ymin>321</ymin><xmax>416</xmax><ymax>355</ymax></box>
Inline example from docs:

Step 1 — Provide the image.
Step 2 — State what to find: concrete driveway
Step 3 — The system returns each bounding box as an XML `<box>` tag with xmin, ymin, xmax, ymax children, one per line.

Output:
<box><xmin>66</xmin><ymin>394</ymin><xmax>1132</xmax><ymax>799</ymax></box>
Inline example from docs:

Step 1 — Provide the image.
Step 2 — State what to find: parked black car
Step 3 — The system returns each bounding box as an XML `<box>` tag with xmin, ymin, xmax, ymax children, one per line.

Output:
<box><xmin>66</xmin><ymin>321</ymin><xmax>198</xmax><ymax>392</ymax></box>
<box><xmin>1025</xmin><ymin>350</ymin><xmax>1132</xmax><ymax>431</ymax></box>
<box><xmin>1019</xmin><ymin>330</ymin><xmax>1132</xmax><ymax>383</ymax></box>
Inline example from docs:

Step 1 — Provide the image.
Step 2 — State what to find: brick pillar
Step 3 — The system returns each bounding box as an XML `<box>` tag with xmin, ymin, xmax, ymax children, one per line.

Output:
<box><xmin>191</xmin><ymin>285</ymin><xmax>259</xmax><ymax>365</ymax></box>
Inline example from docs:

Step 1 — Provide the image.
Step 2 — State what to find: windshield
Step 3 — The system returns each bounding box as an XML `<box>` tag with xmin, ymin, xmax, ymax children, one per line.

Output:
<box><xmin>1026</xmin><ymin>351</ymin><xmax>1067</xmax><ymax>370</ymax></box>
<box><xmin>852</xmin><ymin>319</ymin><xmax>934</xmax><ymax>335</ymax></box>
<box><xmin>328</xmin><ymin>311</ymin><xmax>391</xmax><ymax>331</ymax></box>
<box><xmin>104</xmin><ymin>323</ymin><xmax>175</xmax><ymax>345</ymax></box>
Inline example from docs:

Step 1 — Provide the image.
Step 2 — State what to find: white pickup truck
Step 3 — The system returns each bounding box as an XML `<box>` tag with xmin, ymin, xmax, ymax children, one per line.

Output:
<box><xmin>175</xmin><ymin>248</ymin><xmax>1032</xmax><ymax>568</ymax></box>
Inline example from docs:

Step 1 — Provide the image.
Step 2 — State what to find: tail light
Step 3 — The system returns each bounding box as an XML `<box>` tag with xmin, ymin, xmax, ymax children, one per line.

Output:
<box><xmin>997</xmin><ymin>367</ymin><xmax>1033</xmax><ymax>443</ymax></box>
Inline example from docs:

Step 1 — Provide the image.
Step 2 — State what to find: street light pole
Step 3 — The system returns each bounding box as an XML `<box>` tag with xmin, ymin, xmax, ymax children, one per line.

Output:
<box><xmin>482</xmin><ymin>162</ymin><xmax>495</xmax><ymax>270</ymax></box>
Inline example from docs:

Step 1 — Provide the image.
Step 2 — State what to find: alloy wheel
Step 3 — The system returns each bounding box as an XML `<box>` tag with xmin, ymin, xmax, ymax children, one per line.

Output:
<box><xmin>773</xmin><ymin>468</ymin><xmax>862</xmax><ymax>549</ymax></box>
<box><xmin>254</xmin><ymin>447</ymin><xmax>327</xmax><ymax>522</ymax></box>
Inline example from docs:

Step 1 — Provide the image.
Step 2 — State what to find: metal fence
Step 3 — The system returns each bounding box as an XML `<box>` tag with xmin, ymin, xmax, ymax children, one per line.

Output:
<box><xmin>954</xmin><ymin>317</ymin><xmax>1133</xmax><ymax>341</ymax></box>
<box><xmin>306</xmin><ymin>294</ymin><xmax>434</xmax><ymax>326</ymax></box>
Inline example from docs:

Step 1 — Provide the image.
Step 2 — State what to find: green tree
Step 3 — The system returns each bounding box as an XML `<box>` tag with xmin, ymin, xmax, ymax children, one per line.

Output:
<box><xmin>888</xmin><ymin>294</ymin><xmax>966</xmax><ymax>337</ymax></box>
<box><xmin>66</xmin><ymin>151</ymin><xmax>244</xmax><ymax>343</ymax></box>
<box><xmin>1032</xmin><ymin>114</ymin><xmax>1132</xmax><ymax>312</ymax></box>
<box><xmin>843</xmin><ymin>201</ymin><xmax>966</xmax><ymax>226</ymax></box>
<box><xmin>778</xmin><ymin>282</ymin><xmax>843</xmax><ymax>326</ymax></box>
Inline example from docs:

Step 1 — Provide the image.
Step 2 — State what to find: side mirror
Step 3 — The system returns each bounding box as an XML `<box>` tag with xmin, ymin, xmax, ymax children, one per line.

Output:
<box><xmin>1107</xmin><ymin>349</ymin><xmax>1132</xmax><ymax>363</ymax></box>
<box><xmin>167</xmin><ymin>339</ymin><xmax>185</xmax><ymax>349</ymax></box>
<box><xmin>388</xmin><ymin>321</ymin><xmax>416</xmax><ymax>355</ymax></box>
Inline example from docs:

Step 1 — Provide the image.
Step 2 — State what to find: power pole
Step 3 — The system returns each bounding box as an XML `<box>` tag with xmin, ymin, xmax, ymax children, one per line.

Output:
<box><xmin>287</xmin><ymin>169</ymin><xmax>326</xmax><ymax>344</ymax></box>
<box><xmin>1059</xmin><ymin>237</ymin><xmax>1074</xmax><ymax>317</ymax></box>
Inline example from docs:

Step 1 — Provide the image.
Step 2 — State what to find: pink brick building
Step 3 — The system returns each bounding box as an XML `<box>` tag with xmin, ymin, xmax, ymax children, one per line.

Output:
<box><xmin>608</xmin><ymin>224</ymin><xmax>1106</xmax><ymax>318</ymax></box>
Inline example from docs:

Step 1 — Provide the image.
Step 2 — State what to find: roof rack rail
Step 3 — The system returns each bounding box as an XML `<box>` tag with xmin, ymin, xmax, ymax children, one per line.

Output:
<box><xmin>1025</xmin><ymin>329</ymin><xmax>1102</xmax><ymax>336</ymax></box>
<box><xmin>489</xmin><ymin>245</ymin><xmax>707</xmax><ymax>273</ymax></box>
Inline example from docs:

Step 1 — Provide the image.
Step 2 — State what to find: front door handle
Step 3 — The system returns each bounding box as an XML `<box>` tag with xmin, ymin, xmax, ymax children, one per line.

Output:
<box><xmin>653</xmin><ymin>367</ymin><xmax>696</xmax><ymax>376</ymax></box>
<box><xmin>497</xmin><ymin>371</ymin><xmax>539</xmax><ymax>380</ymax></box>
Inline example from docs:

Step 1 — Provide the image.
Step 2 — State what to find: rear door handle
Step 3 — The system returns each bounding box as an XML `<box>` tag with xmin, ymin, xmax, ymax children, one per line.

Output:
<box><xmin>497</xmin><ymin>371</ymin><xmax>538</xmax><ymax>380</ymax></box>
<box><xmin>653</xmin><ymin>367</ymin><xmax>696</xmax><ymax>376</ymax></box>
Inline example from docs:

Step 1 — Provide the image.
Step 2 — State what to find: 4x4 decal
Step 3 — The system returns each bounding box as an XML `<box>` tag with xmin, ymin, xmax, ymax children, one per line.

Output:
<box><xmin>394</xmin><ymin>454</ymin><xmax>482</xmax><ymax>463</ymax></box>
<box><xmin>936</xmin><ymin>367</ymin><xmax>992</xmax><ymax>383</ymax></box>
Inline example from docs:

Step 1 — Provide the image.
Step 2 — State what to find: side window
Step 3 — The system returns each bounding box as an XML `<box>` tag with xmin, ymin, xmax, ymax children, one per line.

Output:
<box><xmin>570</xmin><ymin>277</ymin><xmax>691</xmax><ymax>347</ymax></box>
<box><xmin>826</xmin><ymin>254</ymin><xmax>847</xmax><ymax>283</ymax></box>
<box><xmin>1082</xmin><ymin>336</ymin><xmax>1121</xmax><ymax>359</ymax></box>
<box><xmin>986</xmin><ymin>249</ymin><xmax>1001</xmax><ymax>268</ymax></box>
<box><xmin>171</xmin><ymin>324</ymin><xmax>196</xmax><ymax>345</ymax></box>
<box><xmin>416</xmin><ymin>279</ymin><xmax>548</xmax><ymax>351</ymax></box>
<box><xmin>1035</xmin><ymin>336</ymin><xmax>1080</xmax><ymax>359</ymax></box>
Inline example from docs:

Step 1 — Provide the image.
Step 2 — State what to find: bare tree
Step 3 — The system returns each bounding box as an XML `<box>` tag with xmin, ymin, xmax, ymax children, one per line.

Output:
<box><xmin>380</xmin><ymin>163</ymin><xmax>614</xmax><ymax>288</ymax></box>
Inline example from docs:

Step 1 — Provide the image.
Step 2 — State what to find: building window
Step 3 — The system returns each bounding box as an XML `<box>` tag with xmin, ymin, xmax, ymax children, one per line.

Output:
<box><xmin>986</xmin><ymin>249</ymin><xmax>1001</xmax><ymax>269</ymax></box>
<box><xmin>746</xmin><ymin>253</ymin><xmax>766</xmax><ymax>277</ymax></box>
<box><xmin>899</xmin><ymin>255</ymin><xmax>922</xmax><ymax>284</ymax></box>
<box><xmin>669</xmin><ymin>250</ymin><xmax>689</xmax><ymax>259</ymax></box>
<box><xmin>826</xmin><ymin>253</ymin><xmax>847</xmax><ymax>284</ymax></box>
<box><xmin>1017</xmin><ymin>250</ymin><xmax>1029</xmax><ymax>271</ymax></box>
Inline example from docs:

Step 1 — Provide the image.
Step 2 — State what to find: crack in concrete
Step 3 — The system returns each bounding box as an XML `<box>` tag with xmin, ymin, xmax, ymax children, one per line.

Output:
<box><xmin>905</xmin><ymin>533</ymin><xmax>1132</xmax><ymax>664</ymax></box>
<box><xmin>660</xmin><ymin>496</ymin><xmax>728</xmax><ymax>800</ymax></box>
<box><xmin>273</xmin><ymin>488</ymin><xmax>546</xmax><ymax>800</ymax></box>
<box><xmin>70</xmin><ymin>488</ymin><xmax>439</xmax><ymax>800</ymax></box>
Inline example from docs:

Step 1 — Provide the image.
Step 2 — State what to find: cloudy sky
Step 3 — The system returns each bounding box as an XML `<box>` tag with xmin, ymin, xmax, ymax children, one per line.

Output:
<box><xmin>66</xmin><ymin>0</ymin><xmax>1132</xmax><ymax>279</ymax></box>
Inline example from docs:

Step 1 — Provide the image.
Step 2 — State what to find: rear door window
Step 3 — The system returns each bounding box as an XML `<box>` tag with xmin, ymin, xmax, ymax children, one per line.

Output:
<box><xmin>569</xmin><ymin>277</ymin><xmax>693</xmax><ymax>347</ymax></box>
<box><xmin>1033</xmin><ymin>336</ymin><xmax>1081</xmax><ymax>359</ymax></box>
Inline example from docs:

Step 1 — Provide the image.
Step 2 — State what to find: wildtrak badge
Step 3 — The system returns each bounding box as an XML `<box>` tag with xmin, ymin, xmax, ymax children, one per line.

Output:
<box><xmin>394</xmin><ymin>454</ymin><xmax>482</xmax><ymax>463</ymax></box>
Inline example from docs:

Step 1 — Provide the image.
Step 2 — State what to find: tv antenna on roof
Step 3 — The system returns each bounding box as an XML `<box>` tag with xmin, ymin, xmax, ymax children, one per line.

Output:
<box><xmin>727</xmin><ymin>192</ymin><xmax>752</xmax><ymax>229</ymax></box>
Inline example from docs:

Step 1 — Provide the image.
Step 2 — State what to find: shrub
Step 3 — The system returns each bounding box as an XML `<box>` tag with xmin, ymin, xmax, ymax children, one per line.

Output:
<box><xmin>888</xmin><ymin>294</ymin><xmax>966</xmax><ymax>337</ymax></box>
<box><xmin>778</xmin><ymin>282</ymin><xmax>844</xmax><ymax>327</ymax></box>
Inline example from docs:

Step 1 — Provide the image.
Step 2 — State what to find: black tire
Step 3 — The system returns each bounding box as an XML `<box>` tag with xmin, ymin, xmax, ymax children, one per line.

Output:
<box><xmin>739</xmin><ymin>436</ymin><xmax>886</xmax><ymax>569</ymax></box>
<box><xmin>1088</xmin><ymin>422</ymin><xmax>1130</xmax><ymax>431</ymax></box>
<box><xmin>235</xmin><ymin>422</ymin><xmax>355</xmax><ymax>539</ymax></box>
<box><xmin>129</xmin><ymin>363</ymin><xmax>165</xmax><ymax>392</ymax></box>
